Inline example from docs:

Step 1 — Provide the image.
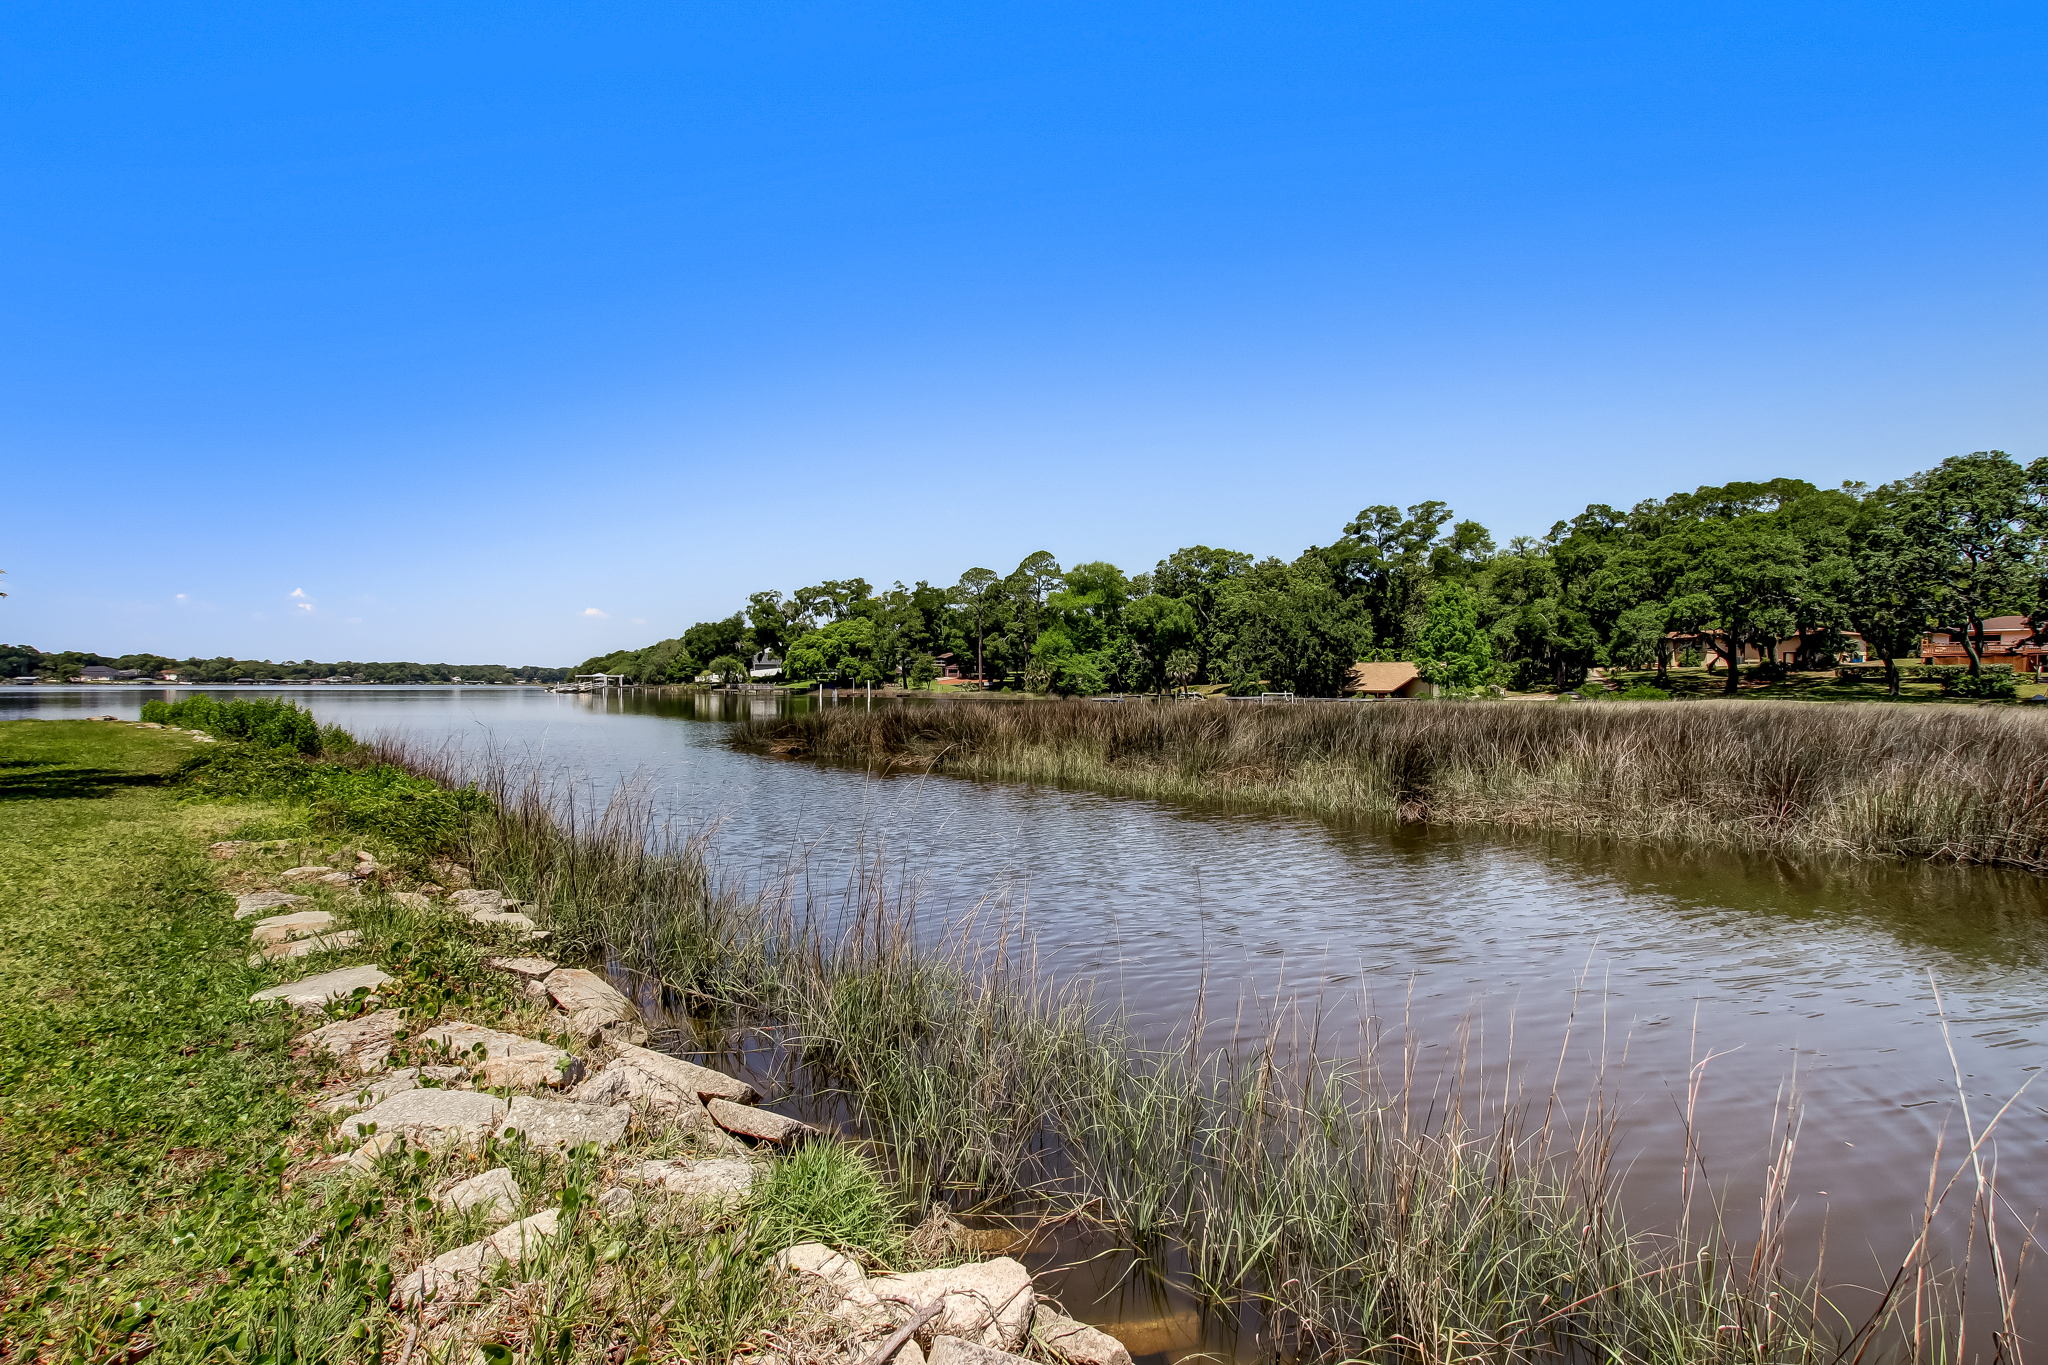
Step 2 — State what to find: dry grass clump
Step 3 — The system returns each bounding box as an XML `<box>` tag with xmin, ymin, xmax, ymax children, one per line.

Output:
<box><xmin>736</xmin><ymin>699</ymin><xmax>2048</xmax><ymax>869</ymax></box>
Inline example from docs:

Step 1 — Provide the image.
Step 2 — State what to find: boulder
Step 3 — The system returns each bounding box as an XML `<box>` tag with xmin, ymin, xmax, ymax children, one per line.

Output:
<box><xmin>346</xmin><ymin>1130</ymin><xmax>405</xmax><ymax>1173</ymax></box>
<box><xmin>299</xmin><ymin>1008</ymin><xmax>406</xmax><ymax>1072</ymax></box>
<box><xmin>418</xmin><ymin>1021</ymin><xmax>579</xmax><ymax>1089</ymax></box>
<box><xmin>394</xmin><ymin>1208</ymin><xmax>560</xmax><ymax>1308</ymax></box>
<box><xmin>343</xmin><ymin>1087</ymin><xmax>507</xmax><ymax>1148</ymax></box>
<box><xmin>1033</xmin><ymin>1311</ymin><xmax>1133</xmax><ymax>1365</ymax></box>
<box><xmin>251</xmin><ymin>964</ymin><xmax>392</xmax><ymax>1012</ymax></box>
<box><xmin>612</xmin><ymin>1043</ymin><xmax>755</xmax><ymax>1103</ymax></box>
<box><xmin>432</xmin><ymin>1167</ymin><xmax>522</xmax><ymax>1221</ymax></box>
<box><xmin>248</xmin><ymin>929</ymin><xmax>361</xmax><ymax>964</ymax></box>
<box><xmin>486</xmin><ymin>955</ymin><xmax>558</xmax><ymax>981</ymax></box>
<box><xmin>280</xmin><ymin>865</ymin><xmax>338</xmax><ymax>882</ymax></box>
<box><xmin>573</xmin><ymin>1046</ymin><xmax>752</xmax><ymax>1117</ymax></box>
<box><xmin>317</xmin><ymin>1065</ymin><xmax>469</xmax><ymax>1115</ymax></box>
<box><xmin>249</xmin><ymin>909</ymin><xmax>339</xmax><ymax>944</ymax></box>
<box><xmin>929</xmin><ymin>1340</ymin><xmax>1034</xmax><ymax>1365</ymax></box>
<box><xmin>594</xmin><ymin>1186</ymin><xmax>636</xmax><ymax>1222</ymax></box>
<box><xmin>428</xmin><ymin>859</ymin><xmax>475</xmax><ymax>889</ymax></box>
<box><xmin>449</xmin><ymin>888</ymin><xmax>510</xmax><ymax>913</ymax></box>
<box><xmin>869</xmin><ymin>1259</ymin><xmax>1037</xmax><ymax>1351</ymax></box>
<box><xmin>775</xmin><ymin>1242</ymin><xmax>880</xmax><ymax>1306</ymax></box>
<box><xmin>386</xmin><ymin>890</ymin><xmax>434</xmax><ymax>910</ymax></box>
<box><xmin>545</xmin><ymin>969</ymin><xmax>639</xmax><ymax>1040</ymax></box>
<box><xmin>496</xmin><ymin>1094</ymin><xmax>631</xmax><ymax>1151</ymax></box>
<box><xmin>617</xmin><ymin>1157</ymin><xmax>760</xmax><ymax>1208</ymax></box>
<box><xmin>234</xmin><ymin>891</ymin><xmax>309</xmax><ymax>919</ymax></box>
<box><xmin>471</xmin><ymin>909</ymin><xmax>541</xmax><ymax>932</ymax></box>
<box><xmin>706</xmin><ymin>1097</ymin><xmax>814</xmax><ymax>1145</ymax></box>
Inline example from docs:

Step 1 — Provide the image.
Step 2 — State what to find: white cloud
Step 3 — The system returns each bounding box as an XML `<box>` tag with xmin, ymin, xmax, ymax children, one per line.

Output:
<box><xmin>289</xmin><ymin>587</ymin><xmax>308</xmax><ymax>599</ymax></box>
<box><xmin>296</xmin><ymin>602</ymin><xmax>315</xmax><ymax>612</ymax></box>
<box><xmin>174</xmin><ymin>592</ymin><xmax>189</xmax><ymax>602</ymax></box>
<box><xmin>581</xmin><ymin>607</ymin><xmax>609</xmax><ymax>618</ymax></box>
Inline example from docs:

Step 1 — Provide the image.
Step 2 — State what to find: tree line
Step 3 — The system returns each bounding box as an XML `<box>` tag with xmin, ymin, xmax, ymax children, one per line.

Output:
<box><xmin>0</xmin><ymin>646</ymin><xmax>571</xmax><ymax>685</ymax></box>
<box><xmin>587</xmin><ymin>448</ymin><xmax>2045</xmax><ymax>698</ymax></box>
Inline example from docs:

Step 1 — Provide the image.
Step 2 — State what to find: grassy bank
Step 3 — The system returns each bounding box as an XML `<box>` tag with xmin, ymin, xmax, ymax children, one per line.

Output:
<box><xmin>731</xmin><ymin>698</ymin><xmax>2048</xmax><ymax>870</ymax></box>
<box><xmin>0</xmin><ymin>721</ymin><xmax>913</xmax><ymax>1363</ymax></box>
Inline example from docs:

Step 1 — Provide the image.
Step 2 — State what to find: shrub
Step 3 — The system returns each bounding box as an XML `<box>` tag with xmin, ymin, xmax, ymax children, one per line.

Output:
<box><xmin>174</xmin><ymin>746</ymin><xmax>490</xmax><ymax>856</ymax></box>
<box><xmin>1951</xmin><ymin>669</ymin><xmax>2019</xmax><ymax>700</ymax></box>
<box><xmin>1615</xmin><ymin>684</ymin><xmax>1672</xmax><ymax>701</ymax></box>
<box><xmin>140</xmin><ymin>696</ymin><xmax>322</xmax><ymax>753</ymax></box>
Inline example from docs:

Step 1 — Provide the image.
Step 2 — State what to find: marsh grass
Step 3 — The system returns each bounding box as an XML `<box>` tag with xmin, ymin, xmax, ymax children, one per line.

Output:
<box><xmin>733</xmin><ymin>699</ymin><xmax>2048</xmax><ymax>870</ymax></box>
<box><xmin>369</xmin><ymin>738</ymin><xmax>2035</xmax><ymax>1365</ymax></box>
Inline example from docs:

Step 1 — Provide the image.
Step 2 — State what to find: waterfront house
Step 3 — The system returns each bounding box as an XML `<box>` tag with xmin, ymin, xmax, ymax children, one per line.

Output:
<box><xmin>1920</xmin><ymin>616</ymin><xmax>2046</xmax><ymax>672</ymax></box>
<box><xmin>1343</xmin><ymin>661</ymin><xmax>1434</xmax><ymax>698</ymax></box>
<box><xmin>748</xmin><ymin>649</ymin><xmax>783</xmax><ymax>680</ymax></box>
<box><xmin>75</xmin><ymin>665</ymin><xmax>119</xmax><ymax>681</ymax></box>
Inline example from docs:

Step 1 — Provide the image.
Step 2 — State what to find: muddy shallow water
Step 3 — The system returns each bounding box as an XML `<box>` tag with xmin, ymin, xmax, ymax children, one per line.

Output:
<box><xmin>18</xmin><ymin>685</ymin><xmax>2048</xmax><ymax>1354</ymax></box>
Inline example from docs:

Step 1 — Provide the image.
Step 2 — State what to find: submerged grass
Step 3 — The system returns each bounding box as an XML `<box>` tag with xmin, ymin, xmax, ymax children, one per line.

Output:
<box><xmin>380</xmin><ymin>738</ymin><xmax>2028</xmax><ymax>1365</ymax></box>
<box><xmin>732</xmin><ymin>699</ymin><xmax>2048</xmax><ymax>871</ymax></box>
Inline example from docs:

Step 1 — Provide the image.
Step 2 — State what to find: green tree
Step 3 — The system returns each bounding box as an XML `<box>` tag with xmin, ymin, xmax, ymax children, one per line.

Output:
<box><xmin>1413</xmin><ymin>580</ymin><xmax>1498</xmax><ymax>692</ymax></box>
<box><xmin>952</xmin><ymin>568</ymin><xmax>999</xmax><ymax>682</ymax></box>
<box><xmin>704</xmin><ymin>653</ymin><xmax>747</xmax><ymax>685</ymax></box>
<box><xmin>784</xmin><ymin>618</ymin><xmax>884</xmax><ymax>685</ymax></box>
<box><xmin>1899</xmin><ymin>451</ymin><xmax>2048</xmax><ymax>674</ymax></box>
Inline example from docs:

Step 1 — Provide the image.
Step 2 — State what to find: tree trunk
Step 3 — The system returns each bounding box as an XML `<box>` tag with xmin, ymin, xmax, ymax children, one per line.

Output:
<box><xmin>1654</xmin><ymin>638</ymin><xmax>1671</xmax><ymax>686</ymax></box>
<box><xmin>1883</xmin><ymin>654</ymin><xmax>1900</xmax><ymax>696</ymax></box>
<box><xmin>1717</xmin><ymin>638</ymin><xmax>1742</xmax><ymax>693</ymax></box>
<box><xmin>1963</xmin><ymin>613</ymin><xmax>1985</xmax><ymax>674</ymax></box>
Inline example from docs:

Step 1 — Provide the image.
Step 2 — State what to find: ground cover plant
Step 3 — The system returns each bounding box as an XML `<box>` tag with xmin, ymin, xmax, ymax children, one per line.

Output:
<box><xmin>733</xmin><ymin>697</ymin><xmax>2048</xmax><ymax>870</ymax></box>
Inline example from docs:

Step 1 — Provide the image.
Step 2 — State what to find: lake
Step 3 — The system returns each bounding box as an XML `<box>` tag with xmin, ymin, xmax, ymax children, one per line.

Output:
<box><xmin>16</xmin><ymin>684</ymin><xmax>2048</xmax><ymax>1347</ymax></box>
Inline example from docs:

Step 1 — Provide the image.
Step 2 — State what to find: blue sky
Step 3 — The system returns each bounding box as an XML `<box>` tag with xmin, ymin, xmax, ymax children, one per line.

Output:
<box><xmin>6</xmin><ymin>2</ymin><xmax>2043</xmax><ymax>664</ymax></box>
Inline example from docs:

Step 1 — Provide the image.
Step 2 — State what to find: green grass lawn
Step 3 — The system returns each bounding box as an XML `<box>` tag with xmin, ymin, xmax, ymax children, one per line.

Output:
<box><xmin>1599</xmin><ymin>666</ymin><xmax>2045</xmax><ymax>703</ymax></box>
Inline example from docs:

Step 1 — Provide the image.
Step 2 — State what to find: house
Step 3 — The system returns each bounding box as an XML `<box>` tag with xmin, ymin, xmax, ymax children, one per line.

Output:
<box><xmin>748</xmin><ymin>649</ymin><xmax>783</xmax><ymax>680</ymax></box>
<box><xmin>1921</xmin><ymin>616</ymin><xmax>2047</xmax><ymax>672</ymax></box>
<box><xmin>12</xmin><ymin>676</ymin><xmax>37</xmax><ymax>686</ymax></box>
<box><xmin>1344</xmin><ymin>661</ymin><xmax>1434</xmax><ymax>698</ymax></box>
<box><xmin>159</xmin><ymin>671</ymin><xmax>182</xmax><ymax>682</ymax></box>
<box><xmin>75</xmin><ymin>665</ymin><xmax>119</xmax><ymax>681</ymax></box>
<box><xmin>930</xmin><ymin>652</ymin><xmax>987</xmax><ymax>685</ymax></box>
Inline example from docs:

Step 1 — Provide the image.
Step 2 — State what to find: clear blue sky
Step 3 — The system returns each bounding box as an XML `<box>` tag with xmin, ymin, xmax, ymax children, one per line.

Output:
<box><xmin>7</xmin><ymin>2</ymin><xmax>2043</xmax><ymax>664</ymax></box>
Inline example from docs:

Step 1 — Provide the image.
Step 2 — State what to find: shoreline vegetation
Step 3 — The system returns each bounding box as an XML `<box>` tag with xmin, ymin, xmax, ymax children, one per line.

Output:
<box><xmin>733</xmin><ymin>698</ymin><xmax>2048</xmax><ymax>871</ymax></box>
<box><xmin>4</xmin><ymin>703</ymin><xmax>2032</xmax><ymax>1361</ymax></box>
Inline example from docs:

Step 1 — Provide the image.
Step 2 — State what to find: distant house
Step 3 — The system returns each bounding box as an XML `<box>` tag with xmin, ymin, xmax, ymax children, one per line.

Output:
<box><xmin>1922</xmin><ymin>616</ymin><xmax>2046</xmax><ymax>672</ymax></box>
<box><xmin>76</xmin><ymin>665</ymin><xmax>119</xmax><ymax>681</ymax></box>
<box><xmin>12</xmin><ymin>675</ymin><xmax>37</xmax><ymax>686</ymax></box>
<box><xmin>748</xmin><ymin>649</ymin><xmax>783</xmax><ymax>680</ymax></box>
<box><xmin>1344</xmin><ymin>661</ymin><xmax>1434</xmax><ymax>698</ymax></box>
<box><xmin>159</xmin><ymin>671</ymin><xmax>182</xmax><ymax>682</ymax></box>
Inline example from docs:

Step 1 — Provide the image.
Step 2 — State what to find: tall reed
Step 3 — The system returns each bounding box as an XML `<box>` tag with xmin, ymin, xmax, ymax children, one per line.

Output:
<box><xmin>367</xmin><ymin>738</ymin><xmax>2027</xmax><ymax>1364</ymax></box>
<box><xmin>734</xmin><ymin>699</ymin><xmax>2048</xmax><ymax>870</ymax></box>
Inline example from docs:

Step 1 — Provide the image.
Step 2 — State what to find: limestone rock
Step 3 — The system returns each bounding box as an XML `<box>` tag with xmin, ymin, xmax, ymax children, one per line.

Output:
<box><xmin>251</xmin><ymin>964</ymin><xmax>392</xmax><ymax>1011</ymax></box>
<box><xmin>234</xmin><ymin>891</ymin><xmax>309</xmax><ymax>919</ymax></box>
<box><xmin>428</xmin><ymin>859</ymin><xmax>474</xmax><ymax>889</ymax></box>
<box><xmin>347</xmin><ymin>1130</ymin><xmax>405</xmax><ymax>1173</ymax></box>
<box><xmin>317</xmin><ymin>1066</ymin><xmax>468</xmax><ymax>1115</ymax></box>
<box><xmin>775</xmin><ymin>1242</ymin><xmax>880</xmax><ymax>1306</ymax></box>
<box><xmin>280</xmin><ymin>865</ymin><xmax>337</xmax><ymax>882</ymax></box>
<box><xmin>869</xmin><ymin>1259</ymin><xmax>1037</xmax><ymax>1351</ymax></box>
<box><xmin>545</xmin><ymin>968</ymin><xmax>637</xmax><ymax>1041</ymax></box>
<box><xmin>394</xmin><ymin>1208</ymin><xmax>560</xmax><ymax>1308</ymax></box>
<box><xmin>573</xmin><ymin>1048</ymin><xmax>751</xmax><ymax>1121</ymax></box>
<box><xmin>419</xmin><ymin>1021</ymin><xmax>579</xmax><ymax>1089</ymax></box>
<box><xmin>617</xmin><ymin>1157</ymin><xmax>760</xmax><ymax>1208</ymax></box>
<box><xmin>248</xmin><ymin>929</ymin><xmax>360</xmax><ymax>964</ymax></box>
<box><xmin>929</xmin><ymin>1340</ymin><xmax>1034</xmax><ymax>1365</ymax></box>
<box><xmin>344</xmin><ymin>1087</ymin><xmax>507</xmax><ymax>1147</ymax></box>
<box><xmin>496</xmin><ymin>1094</ymin><xmax>630</xmax><ymax>1152</ymax></box>
<box><xmin>594</xmin><ymin>1186</ymin><xmax>635</xmax><ymax>1222</ymax></box>
<box><xmin>432</xmin><ymin>1166</ymin><xmax>522</xmax><ymax>1221</ymax></box>
<box><xmin>299</xmin><ymin>1008</ymin><xmax>406</xmax><ymax>1072</ymax></box>
<box><xmin>706</xmin><ymin>1097</ymin><xmax>814</xmax><ymax>1145</ymax></box>
<box><xmin>486</xmin><ymin>955</ymin><xmax>558</xmax><ymax>980</ymax></box>
<box><xmin>612</xmin><ymin>1043</ymin><xmax>755</xmax><ymax>1103</ymax></box>
<box><xmin>386</xmin><ymin>890</ymin><xmax>433</xmax><ymax>911</ymax></box>
<box><xmin>449</xmin><ymin>888</ymin><xmax>510</xmax><ymax>913</ymax></box>
<box><xmin>471</xmin><ymin>909</ymin><xmax>541</xmax><ymax>932</ymax></box>
<box><xmin>1033</xmin><ymin>1311</ymin><xmax>1133</xmax><ymax>1365</ymax></box>
<box><xmin>249</xmin><ymin>909</ymin><xmax>339</xmax><ymax>944</ymax></box>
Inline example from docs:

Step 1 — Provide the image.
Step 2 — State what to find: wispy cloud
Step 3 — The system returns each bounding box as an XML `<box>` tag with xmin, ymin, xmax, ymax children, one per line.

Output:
<box><xmin>289</xmin><ymin>586</ymin><xmax>315</xmax><ymax>613</ymax></box>
<box><xmin>582</xmin><ymin>607</ymin><xmax>609</xmax><ymax>618</ymax></box>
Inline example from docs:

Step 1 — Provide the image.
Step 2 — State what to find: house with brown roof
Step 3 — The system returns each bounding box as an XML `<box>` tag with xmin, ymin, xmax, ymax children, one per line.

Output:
<box><xmin>1344</xmin><ymin>661</ymin><xmax>1434</xmax><ymax>698</ymax></box>
<box><xmin>1921</xmin><ymin>616</ymin><xmax>2047</xmax><ymax>672</ymax></box>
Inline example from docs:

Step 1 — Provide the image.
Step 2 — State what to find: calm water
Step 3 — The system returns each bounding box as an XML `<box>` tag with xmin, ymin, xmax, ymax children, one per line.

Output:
<box><xmin>17</xmin><ymin>685</ymin><xmax>2048</xmax><ymax>1344</ymax></box>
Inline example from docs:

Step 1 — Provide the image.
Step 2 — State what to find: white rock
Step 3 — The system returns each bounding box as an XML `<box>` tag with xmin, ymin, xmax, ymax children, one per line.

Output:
<box><xmin>449</xmin><ymin>888</ymin><xmax>510</xmax><ymax>913</ymax></box>
<box><xmin>433</xmin><ymin>1166</ymin><xmax>522</xmax><ymax>1221</ymax></box>
<box><xmin>869</xmin><ymin>1259</ymin><xmax>1037</xmax><ymax>1351</ymax></box>
<box><xmin>418</xmin><ymin>1021</ymin><xmax>579</xmax><ymax>1089</ymax></box>
<box><xmin>495</xmin><ymin>1094</ymin><xmax>630</xmax><ymax>1151</ymax></box>
<box><xmin>386</xmin><ymin>890</ymin><xmax>434</xmax><ymax>910</ymax></box>
<box><xmin>929</xmin><ymin>1338</ymin><xmax>1034</xmax><ymax>1365</ymax></box>
<box><xmin>317</xmin><ymin>1065</ymin><xmax>470</xmax><ymax>1114</ymax></box>
<box><xmin>346</xmin><ymin>1130</ymin><xmax>405</xmax><ymax>1173</ymax></box>
<box><xmin>251</xmin><ymin>964</ymin><xmax>392</xmax><ymax>1011</ymax></box>
<box><xmin>594</xmin><ymin>1186</ymin><xmax>635</xmax><ymax>1222</ymax></box>
<box><xmin>545</xmin><ymin>969</ymin><xmax>635</xmax><ymax>1026</ymax></box>
<box><xmin>279</xmin><ymin>865</ymin><xmax>337</xmax><ymax>882</ymax></box>
<box><xmin>1033</xmin><ymin>1311</ymin><xmax>1133</xmax><ymax>1365</ymax></box>
<box><xmin>394</xmin><ymin>1208</ymin><xmax>560</xmax><ymax>1308</ymax></box>
<box><xmin>344</xmin><ymin>1087</ymin><xmax>507</xmax><ymax>1147</ymax></box>
<box><xmin>774</xmin><ymin>1242</ymin><xmax>880</xmax><ymax>1306</ymax></box>
<box><xmin>234</xmin><ymin>891</ymin><xmax>309</xmax><ymax>919</ymax></box>
<box><xmin>248</xmin><ymin>929</ymin><xmax>360</xmax><ymax>963</ymax></box>
<box><xmin>299</xmin><ymin>1008</ymin><xmax>405</xmax><ymax>1072</ymax></box>
<box><xmin>487</xmin><ymin>955</ymin><xmax>558</xmax><ymax>980</ymax></box>
<box><xmin>249</xmin><ymin>910</ymin><xmax>340</xmax><ymax>945</ymax></box>
<box><xmin>610</xmin><ymin>1043</ymin><xmax>755</xmax><ymax>1103</ymax></box>
<box><xmin>618</xmin><ymin>1157</ymin><xmax>760</xmax><ymax>1207</ymax></box>
<box><xmin>706</xmin><ymin>1097</ymin><xmax>814</xmax><ymax>1145</ymax></box>
<box><xmin>470</xmin><ymin>909</ymin><xmax>541</xmax><ymax>932</ymax></box>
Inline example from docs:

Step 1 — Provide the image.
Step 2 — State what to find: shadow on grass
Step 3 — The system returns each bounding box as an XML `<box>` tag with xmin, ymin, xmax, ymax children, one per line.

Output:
<box><xmin>0</xmin><ymin>758</ymin><xmax>164</xmax><ymax>802</ymax></box>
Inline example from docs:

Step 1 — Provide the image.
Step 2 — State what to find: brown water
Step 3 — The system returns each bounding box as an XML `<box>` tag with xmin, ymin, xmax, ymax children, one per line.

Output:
<box><xmin>18</xmin><ymin>686</ymin><xmax>2048</xmax><ymax>1353</ymax></box>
